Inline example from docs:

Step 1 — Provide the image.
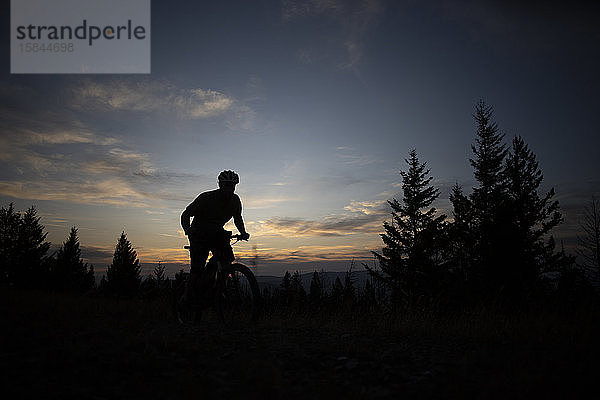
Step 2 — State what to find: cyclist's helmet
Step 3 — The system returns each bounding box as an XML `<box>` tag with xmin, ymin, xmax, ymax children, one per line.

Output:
<box><xmin>218</xmin><ymin>170</ymin><xmax>239</xmax><ymax>185</ymax></box>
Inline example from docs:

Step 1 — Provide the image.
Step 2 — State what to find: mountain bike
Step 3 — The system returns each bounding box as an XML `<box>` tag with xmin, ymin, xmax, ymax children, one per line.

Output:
<box><xmin>174</xmin><ymin>231</ymin><xmax>261</xmax><ymax>326</ymax></box>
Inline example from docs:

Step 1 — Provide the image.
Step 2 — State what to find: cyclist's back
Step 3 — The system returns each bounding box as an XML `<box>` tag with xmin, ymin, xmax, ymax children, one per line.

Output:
<box><xmin>186</xmin><ymin>188</ymin><xmax>242</xmax><ymax>239</ymax></box>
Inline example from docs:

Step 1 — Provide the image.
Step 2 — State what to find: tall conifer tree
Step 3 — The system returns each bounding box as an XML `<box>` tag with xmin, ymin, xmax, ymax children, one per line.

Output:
<box><xmin>308</xmin><ymin>271</ymin><xmax>323</xmax><ymax>308</ymax></box>
<box><xmin>467</xmin><ymin>101</ymin><xmax>508</xmax><ymax>288</ymax></box>
<box><xmin>0</xmin><ymin>205</ymin><xmax>50</xmax><ymax>287</ymax></box>
<box><xmin>0</xmin><ymin>203</ymin><xmax>21</xmax><ymax>284</ymax></box>
<box><xmin>366</xmin><ymin>149</ymin><xmax>446</xmax><ymax>303</ymax></box>
<box><xmin>54</xmin><ymin>227</ymin><xmax>94</xmax><ymax>291</ymax></box>
<box><xmin>502</xmin><ymin>135</ymin><xmax>563</xmax><ymax>294</ymax></box>
<box><xmin>106</xmin><ymin>231</ymin><xmax>140</xmax><ymax>296</ymax></box>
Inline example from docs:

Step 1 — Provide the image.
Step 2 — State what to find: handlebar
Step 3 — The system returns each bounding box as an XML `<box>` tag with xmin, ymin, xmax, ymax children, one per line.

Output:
<box><xmin>183</xmin><ymin>231</ymin><xmax>248</xmax><ymax>249</ymax></box>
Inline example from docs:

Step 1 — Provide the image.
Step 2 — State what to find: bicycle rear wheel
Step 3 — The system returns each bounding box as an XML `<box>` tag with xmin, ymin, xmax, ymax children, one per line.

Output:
<box><xmin>216</xmin><ymin>263</ymin><xmax>261</xmax><ymax>326</ymax></box>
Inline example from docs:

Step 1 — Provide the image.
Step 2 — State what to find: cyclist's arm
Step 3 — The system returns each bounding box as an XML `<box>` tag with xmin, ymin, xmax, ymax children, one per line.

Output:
<box><xmin>233</xmin><ymin>196</ymin><xmax>249</xmax><ymax>239</ymax></box>
<box><xmin>234</xmin><ymin>214</ymin><xmax>247</xmax><ymax>236</ymax></box>
<box><xmin>182</xmin><ymin>194</ymin><xmax>205</xmax><ymax>235</ymax></box>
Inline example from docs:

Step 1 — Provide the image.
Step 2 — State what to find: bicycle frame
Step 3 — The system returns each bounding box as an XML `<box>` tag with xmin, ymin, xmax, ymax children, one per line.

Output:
<box><xmin>184</xmin><ymin>231</ymin><xmax>242</xmax><ymax>291</ymax></box>
<box><xmin>177</xmin><ymin>231</ymin><xmax>260</xmax><ymax>325</ymax></box>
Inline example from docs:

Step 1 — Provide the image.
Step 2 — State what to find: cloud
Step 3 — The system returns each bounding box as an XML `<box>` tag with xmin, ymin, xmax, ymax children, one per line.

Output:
<box><xmin>68</xmin><ymin>79</ymin><xmax>234</xmax><ymax>119</ymax></box>
<box><xmin>132</xmin><ymin>169</ymin><xmax>208</xmax><ymax>183</ymax></box>
<box><xmin>237</xmin><ymin>243</ymin><xmax>375</xmax><ymax>264</ymax></box>
<box><xmin>24</xmin><ymin>129</ymin><xmax>117</xmax><ymax>146</ymax></box>
<box><xmin>263</xmin><ymin>215</ymin><xmax>381</xmax><ymax>236</ymax></box>
<box><xmin>343</xmin><ymin>199</ymin><xmax>388</xmax><ymax>214</ymax></box>
<box><xmin>56</xmin><ymin>78</ymin><xmax>260</xmax><ymax>132</ymax></box>
<box><xmin>135</xmin><ymin>246</ymin><xmax>191</xmax><ymax>264</ymax></box>
<box><xmin>0</xmin><ymin>101</ymin><xmax>122</xmax><ymax>179</ymax></box>
<box><xmin>0</xmin><ymin>81</ymin><xmax>214</xmax><ymax>208</ymax></box>
<box><xmin>243</xmin><ymin>194</ymin><xmax>297</xmax><ymax>210</ymax></box>
<box><xmin>80</xmin><ymin>245</ymin><xmax>115</xmax><ymax>264</ymax></box>
<box><xmin>335</xmin><ymin>146</ymin><xmax>381</xmax><ymax>166</ymax></box>
<box><xmin>0</xmin><ymin>107</ymin><xmax>119</xmax><ymax>147</ymax></box>
<box><xmin>0</xmin><ymin>132</ymin><xmax>192</xmax><ymax>207</ymax></box>
<box><xmin>258</xmin><ymin>197</ymin><xmax>389</xmax><ymax>237</ymax></box>
<box><xmin>0</xmin><ymin>178</ymin><xmax>153</xmax><ymax>207</ymax></box>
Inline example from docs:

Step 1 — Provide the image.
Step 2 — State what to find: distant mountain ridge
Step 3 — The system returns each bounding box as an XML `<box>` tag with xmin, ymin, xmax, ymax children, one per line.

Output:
<box><xmin>94</xmin><ymin>264</ymin><xmax>376</xmax><ymax>289</ymax></box>
<box><xmin>255</xmin><ymin>270</ymin><xmax>372</xmax><ymax>291</ymax></box>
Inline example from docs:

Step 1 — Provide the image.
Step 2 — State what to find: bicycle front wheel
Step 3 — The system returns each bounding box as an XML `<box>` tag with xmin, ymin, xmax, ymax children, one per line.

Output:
<box><xmin>216</xmin><ymin>263</ymin><xmax>261</xmax><ymax>326</ymax></box>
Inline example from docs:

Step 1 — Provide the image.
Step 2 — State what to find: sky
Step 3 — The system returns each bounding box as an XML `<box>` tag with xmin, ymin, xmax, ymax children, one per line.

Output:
<box><xmin>1</xmin><ymin>0</ymin><xmax>599</xmax><ymax>277</ymax></box>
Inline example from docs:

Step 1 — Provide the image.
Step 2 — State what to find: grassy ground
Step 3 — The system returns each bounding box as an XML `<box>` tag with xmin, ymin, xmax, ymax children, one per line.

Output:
<box><xmin>1</xmin><ymin>288</ymin><xmax>598</xmax><ymax>399</ymax></box>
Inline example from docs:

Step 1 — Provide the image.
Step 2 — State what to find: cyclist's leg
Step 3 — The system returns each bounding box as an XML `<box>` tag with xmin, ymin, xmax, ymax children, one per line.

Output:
<box><xmin>218</xmin><ymin>240</ymin><xmax>235</xmax><ymax>264</ymax></box>
<box><xmin>196</xmin><ymin>236</ymin><xmax>227</xmax><ymax>298</ymax></box>
<box><xmin>183</xmin><ymin>242</ymin><xmax>209</xmax><ymax>302</ymax></box>
<box><xmin>190</xmin><ymin>243</ymin><xmax>210</xmax><ymax>273</ymax></box>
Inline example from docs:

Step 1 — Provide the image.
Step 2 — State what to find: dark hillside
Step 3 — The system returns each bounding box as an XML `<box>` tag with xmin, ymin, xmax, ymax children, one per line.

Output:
<box><xmin>2</xmin><ymin>288</ymin><xmax>598</xmax><ymax>399</ymax></box>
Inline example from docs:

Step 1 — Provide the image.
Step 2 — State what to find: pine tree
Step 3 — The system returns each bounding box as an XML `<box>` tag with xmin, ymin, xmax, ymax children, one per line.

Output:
<box><xmin>318</xmin><ymin>268</ymin><xmax>329</xmax><ymax>295</ymax></box>
<box><xmin>502</xmin><ymin>135</ymin><xmax>563</xmax><ymax>295</ymax></box>
<box><xmin>291</xmin><ymin>270</ymin><xmax>307</xmax><ymax>309</ymax></box>
<box><xmin>365</xmin><ymin>149</ymin><xmax>446</xmax><ymax>304</ymax></box>
<box><xmin>360</xmin><ymin>278</ymin><xmax>378</xmax><ymax>308</ymax></box>
<box><xmin>279</xmin><ymin>271</ymin><xmax>292</xmax><ymax>308</ymax></box>
<box><xmin>106</xmin><ymin>231</ymin><xmax>141</xmax><ymax>296</ymax></box>
<box><xmin>53</xmin><ymin>227</ymin><xmax>94</xmax><ymax>292</ymax></box>
<box><xmin>331</xmin><ymin>276</ymin><xmax>344</xmax><ymax>304</ymax></box>
<box><xmin>280</xmin><ymin>270</ymin><xmax>291</xmax><ymax>291</ymax></box>
<box><xmin>308</xmin><ymin>270</ymin><xmax>323</xmax><ymax>309</ymax></box>
<box><xmin>154</xmin><ymin>261</ymin><xmax>166</xmax><ymax>290</ymax></box>
<box><xmin>172</xmin><ymin>268</ymin><xmax>186</xmax><ymax>296</ymax></box>
<box><xmin>86</xmin><ymin>265</ymin><xmax>96</xmax><ymax>290</ymax></box>
<box><xmin>1</xmin><ymin>205</ymin><xmax>51</xmax><ymax>287</ymax></box>
<box><xmin>0</xmin><ymin>203</ymin><xmax>21</xmax><ymax>284</ymax></box>
<box><xmin>21</xmin><ymin>206</ymin><xmax>51</xmax><ymax>287</ymax></box>
<box><xmin>469</xmin><ymin>100</ymin><xmax>507</xmax><ymax>223</ymax></box>
<box><xmin>139</xmin><ymin>275</ymin><xmax>157</xmax><ymax>298</ymax></box>
<box><xmin>342</xmin><ymin>264</ymin><xmax>356</xmax><ymax>306</ymax></box>
<box><xmin>174</xmin><ymin>268</ymin><xmax>186</xmax><ymax>285</ymax></box>
<box><xmin>467</xmin><ymin>100</ymin><xmax>508</xmax><ymax>288</ymax></box>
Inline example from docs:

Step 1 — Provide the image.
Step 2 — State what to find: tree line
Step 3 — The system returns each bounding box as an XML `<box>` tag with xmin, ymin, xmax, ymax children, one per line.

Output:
<box><xmin>1</xmin><ymin>100</ymin><xmax>599</xmax><ymax>312</ymax></box>
<box><xmin>0</xmin><ymin>206</ymin><xmax>171</xmax><ymax>297</ymax></box>
<box><xmin>256</xmin><ymin>266</ymin><xmax>387</xmax><ymax>316</ymax></box>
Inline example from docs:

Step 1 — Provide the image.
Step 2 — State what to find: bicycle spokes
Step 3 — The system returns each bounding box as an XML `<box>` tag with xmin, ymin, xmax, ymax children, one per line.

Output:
<box><xmin>217</xmin><ymin>264</ymin><xmax>260</xmax><ymax>326</ymax></box>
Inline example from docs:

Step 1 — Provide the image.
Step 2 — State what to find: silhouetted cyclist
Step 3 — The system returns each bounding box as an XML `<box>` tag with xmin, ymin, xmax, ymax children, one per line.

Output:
<box><xmin>180</xmin><ymin>170</ymin><xmax>250</xmax><ymax>302</ymax></box>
